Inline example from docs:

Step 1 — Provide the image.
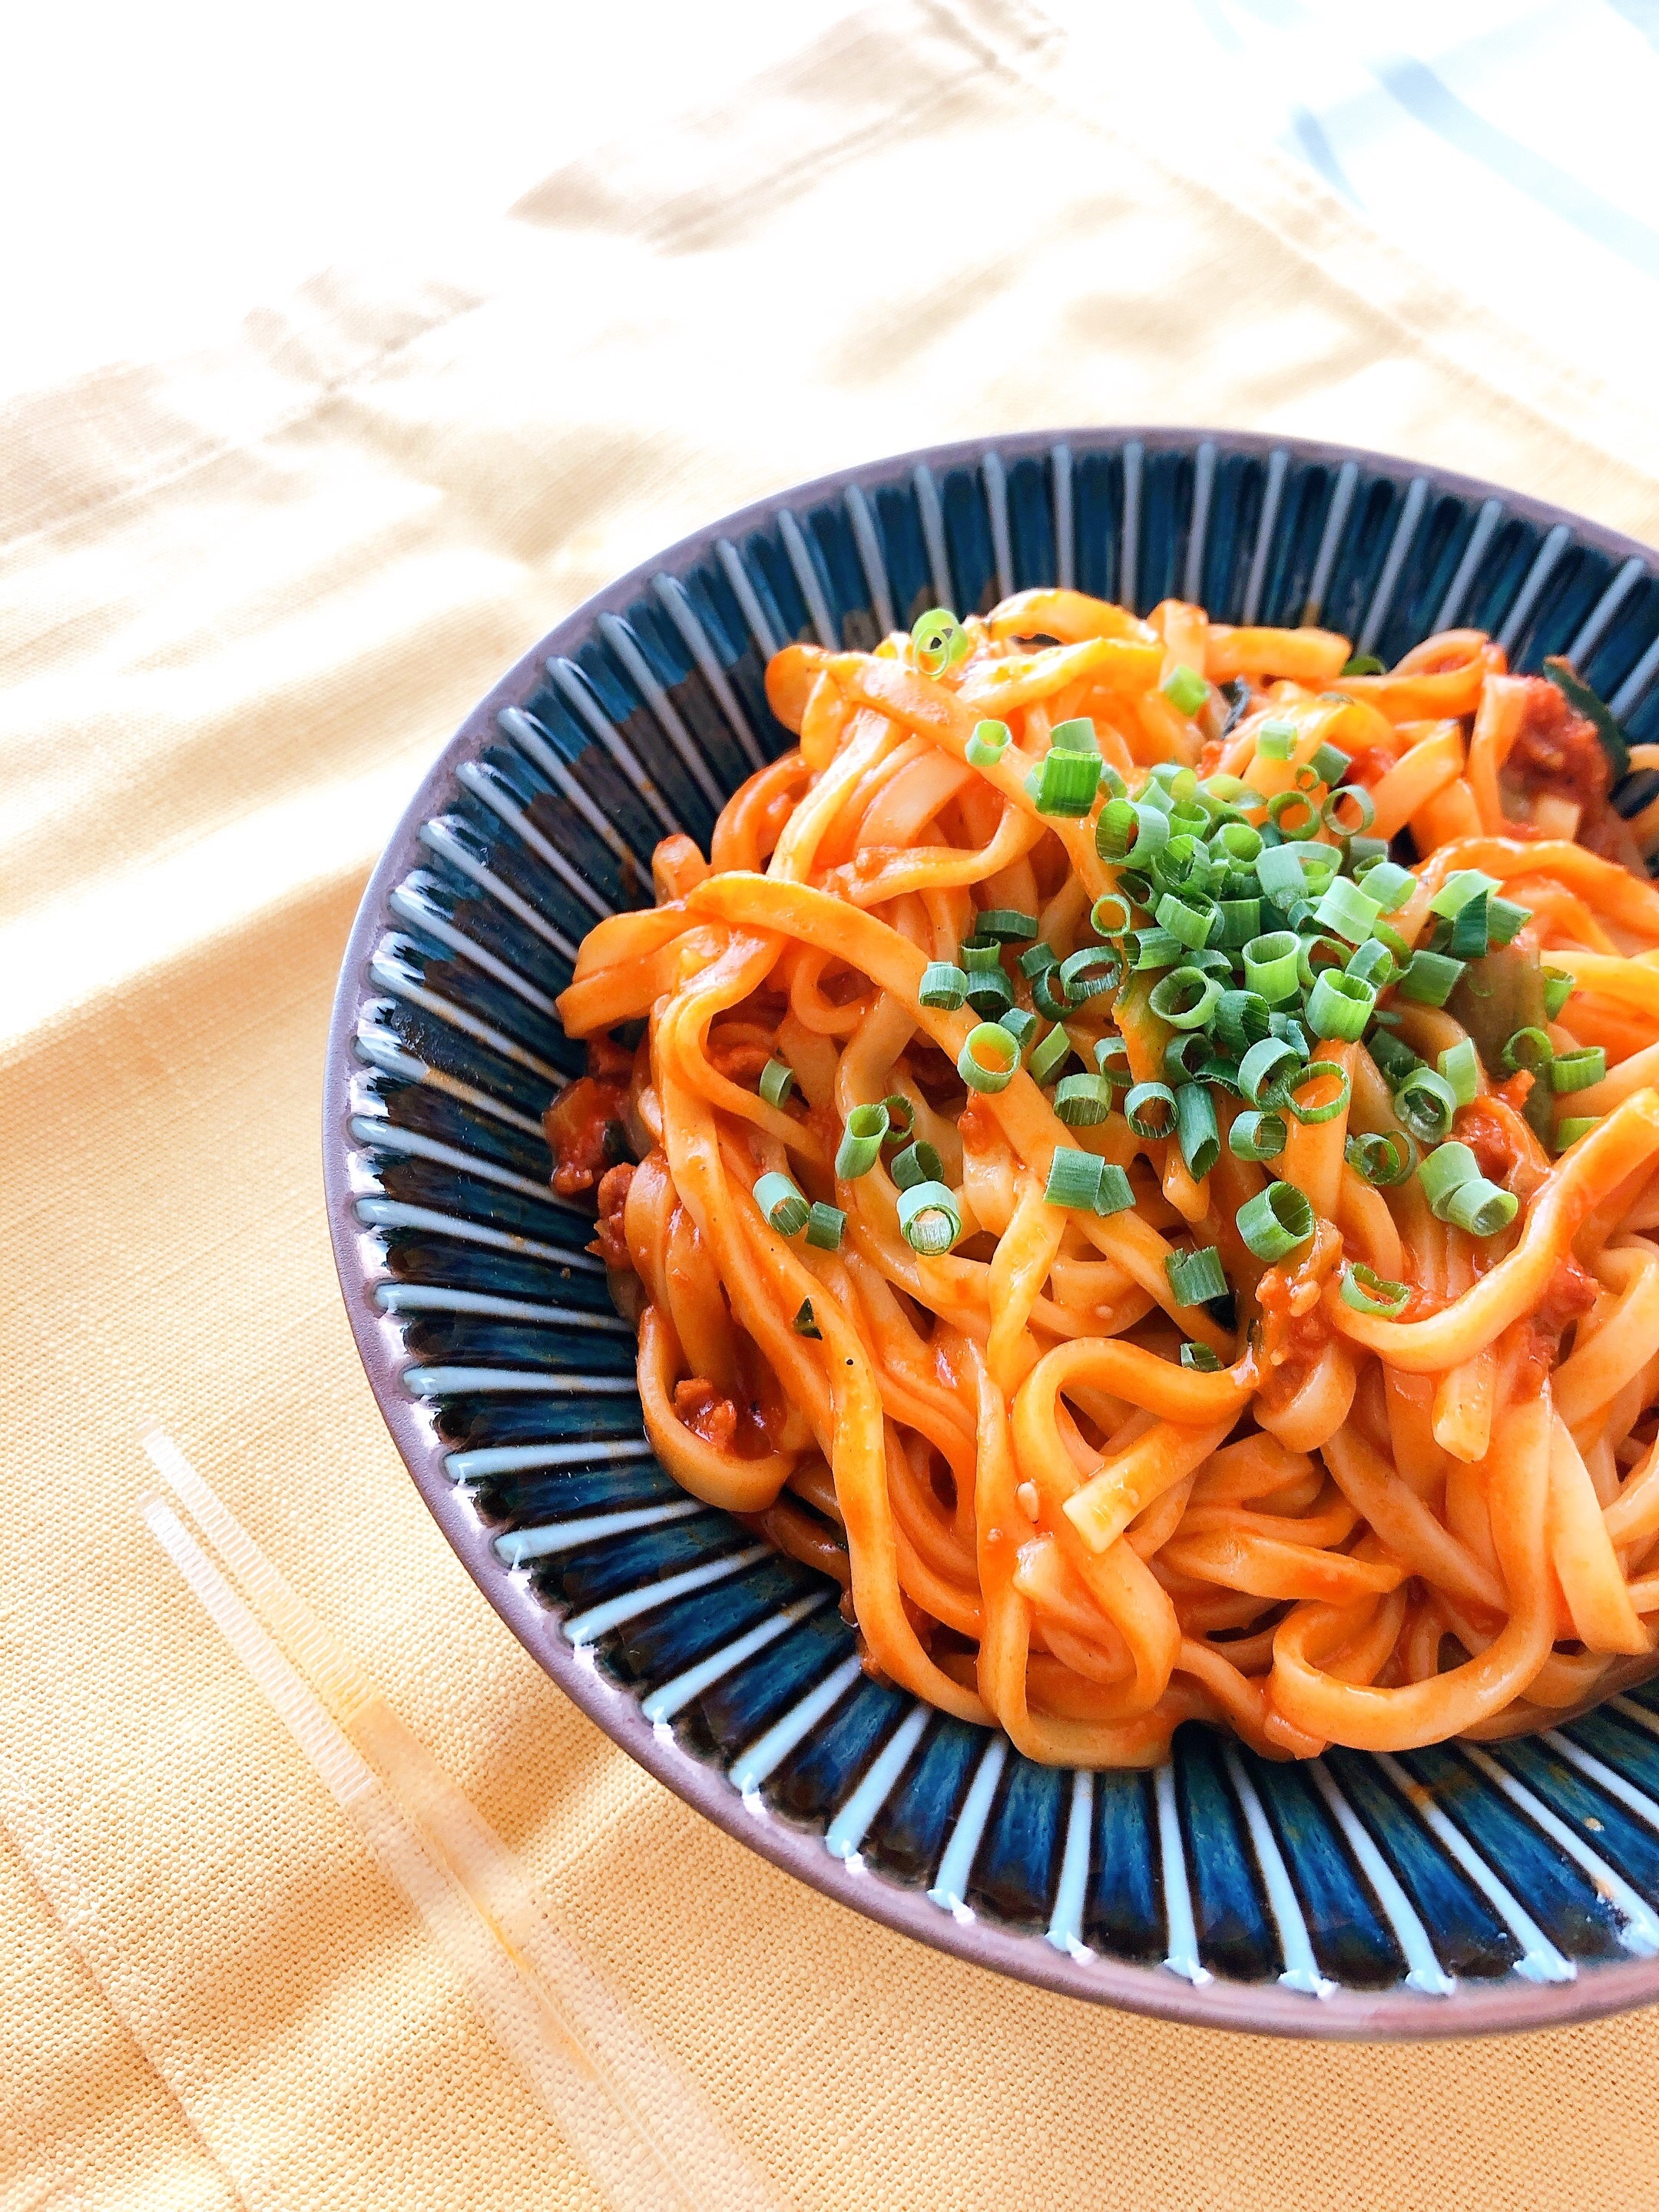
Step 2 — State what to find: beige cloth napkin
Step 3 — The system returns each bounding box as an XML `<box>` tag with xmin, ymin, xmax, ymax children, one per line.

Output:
<box><xmin>8</xmin><ymin>4</ymin><xmax>1659</xmax><ymax>2206</ymax></box>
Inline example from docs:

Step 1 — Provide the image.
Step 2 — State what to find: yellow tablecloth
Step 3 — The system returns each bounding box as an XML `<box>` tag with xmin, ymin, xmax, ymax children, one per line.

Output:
<box><xmin>8</xmin><ymin>4</ymin><xmax>1659</xmax><ymax>2205</ymax></box>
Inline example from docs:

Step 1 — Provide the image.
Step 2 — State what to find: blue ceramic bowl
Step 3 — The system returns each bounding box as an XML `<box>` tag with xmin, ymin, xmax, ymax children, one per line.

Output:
<box><xmin>326</xmin><ymin>429</ymin><xmax>1659</xmax><ymax>2038</ymax></box>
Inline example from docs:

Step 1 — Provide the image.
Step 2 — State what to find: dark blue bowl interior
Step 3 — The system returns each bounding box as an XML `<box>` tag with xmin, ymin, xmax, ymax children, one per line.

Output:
<box><xmin>331</xmin><ymin>429</ymin><xmax>1659</xmax><ymax>2036</ymax></box>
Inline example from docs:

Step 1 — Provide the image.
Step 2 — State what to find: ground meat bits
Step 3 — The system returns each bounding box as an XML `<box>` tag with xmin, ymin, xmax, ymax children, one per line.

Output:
<box><xmin>1507</xmin><ymin>674</ymin><xmax>1613</xmax><ymax>843</ymax></box>
<box><xmin>545</xmin><ymin>1075</ymin><xmax>627</xmax><ymax>1197</ymax></box>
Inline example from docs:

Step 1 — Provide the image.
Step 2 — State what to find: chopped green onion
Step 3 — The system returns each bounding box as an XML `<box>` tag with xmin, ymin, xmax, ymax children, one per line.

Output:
<box><xmin>1348</xmin><ymin>835</ymin><xmax>1389</xmax><ymax>876</ymax></box>
<box><xmin>1050</xmin><ymin>717</ymin><xmax>1099</xmax><ymax>753</ymax></box>
<box><xmin>1125</xmin><ymin>1081</ymin><xmax>1177</xmax><ymax>1138</ymax></box>
<box><xmin>1058</xmin><ymin>944</ymin><xmax>1122</xmax><ymax>1002</ymax></box>
<box><xmin>1367</xmin><ymin>1030</ymin><xmax>1421</xmax><ymax>1087</ymax></box>
<box><xmin>1485</xmin><ymin>896</ymin><xmax>1531</xmax><ymax>946</ymax></box>
<box><xmin>1218</xmin><ymin>897</ymin><xmax>1263</xmax><ymax>948</ymax></box>
<box><xmin>1342</xmin><ymin>654</ymin><xmax>1385</xmax><ymax>677</ymax></box>
<box><xmin>960</xmin><ymin>939</ymin><xmax>1003</xmax><ymax>971</ymax></box>
<box><xmin>1500</xmin><ymin>1026</ymin><xmax>1554</xmax><ymax>1076</ymax></box>
<box><xmin>1229</xmin><ymin>1110</ymin><xmax>1287</xmax><ymax>1161</ymax></box>
<box><xmin>1429</xmin><ymin>869</ymin><xmax>1500</xmax><ymax>919</ymax></box>
<box><xmin>1271</xmin><ymin>1012</ymin><xmax>1312</xmax><ymax>1058</ymax></box>
<box><xmin>976</xmin><ymin>908</ymin><xmax>1040</xmax><ymax>941</ymax></box>
<box><xmin>1397</xmin><ymin>949</ymin><xmax>1465</xmax><ymax>1007</ymax></box>
<box><xmin>1256</xmin><ymin>720</ymin><xmax>1295</xmax><ymax>761</ymax></box>
<box><xmin>1028</xmin><ymin>749</ymin><xmax>1101</xmax><ymax>816</ymax></box>
<box><xmin>836</xmin><ymin>1103</ymin><xmax>890</xmax><ymax>1179</ymax></box>
<box><xmin>1239</xmin><ymin>1035</ymin><xmax>1302</xmax><ymax>1105</ymax></box>
<box><xmin>1344</xmin><ymin>1129</ymin><xmax>1417</xmax><ymax>1187</ymax></box>
<box><xmin>1099</xmin><ymin>761</ymin><xmax>1129</xmax><ymax>800</ymax></box>
<box><xmin>890</xmin><ymin>1141</ymin><xmax>944</xmax><ymax>1191</ymax></box>
<box><xmin>1019</xmin><ymin>942</ymin><xmax>1060</xmax><ymax>982</ymax></box>
<box><xmin>793</xmin><ymin>1298</ymin><xmax>822</xmax><ymax>1338</ymax></box>
<box><xmin>1340</xmin><ymin>1263</ymin><xmax>1409</xmax><ymax>1317</ymax></box>
<box><xmin>1359</xmin><ymin>860</ymin><xmax>1414</xmax><ymax>912</ymax></box>
<box><xmin>1028</xmin><ymin>1023</ymin><xmax>1073</xmax><ymax>1085</ymax></box>
<box><xmin>912</xmin><ymin>607</ymin><xmax>971</xmax><ymax>676</ymax></box>
<box><xmin>1550</xmin><ymin>1048</ymin><xmax>1606</xmax><ymax>1094</ymax></box>
<box><xmin>1127</xmin><ymin>806</ymin><xmax>1173</xmax><ymax>865</ymax></box>
<box><xmin>966</xmin><ymin>718</ymin><xmax>1010</xmax><ymax>767</ymax></box>
<box><xmin>1165</xmin><ymin>1244</ymin><xmax>1229</xmax><ymax>1304</ymax></box>
<box><xmin>879</xmin><ymin>1094</ymin><xmax>915</xmax><ymax>1141</ymax></box>
<box><xmin>1314</xmin><ymin>875</ymin><xmax>1383</xmax><ymax>946</ymax></box>
<box><xmin>1345</xmin><ymin>938</ymin><xmax>1396</xmax><ymax>989</ymax></box>
<box><xmin>1054</xmin><ymin>1073</ymin><xmax>1114</xmax><ymax>1126</ymax></box>
<box><xmin>1449</xmin><ymin>893</ymin><xmax>1494</xmax><ymax>960</ymax></box>
<box><xmin>1286</xmin><ymin>1061</ymin><xmax>1352</xmax><ymax>1125</ymax></box>
<box><xmin>1212</xmin><ymin>820</ymin><xmax>1263</xmax><ymax>863</ymax></box>
<box><xmin>1438</xmin><ymin>1038</ymin><xmax>1480</xmax><ymax>1108</ymax></box>
<box><xmin>1418</xmin><ymin>1140</ymin><xmax>1479</xmax><ymax>1214</ymax></box>
<box><xmin>1090</xmin><ymin>893</ymin><xmax>1133</xmax><ymax>938</ymax></box>
<box><xmin>1150</xmin><ymin>967</ymin><xmax>1224</xmax><ymax>1031</ymax></box>
<box><xmin>759</xmin><ymin>1057</ymin><xmax>796</xmax><ymax>1107</ymax></box>
<box><xmin>805</xmin><ymin>1203</ymin><xmax>846</xmax><ymax>1250</ymax></box>
<box><xmin>753</xmin><ymin>1171</ymin><xmax>810</xmax><ymax>1236</ymax></box>
<box><xmin>1267</xmin><ymin>790</ymin><xmax>1320</xmax><ymax>839</ymax></box>
<box><xmin>1093</xmin><ymin>798</ymin><xmax>1137</xmax><ymax>862</ymax></box>
<box><xmin>1154</xmin><ymin>892</ymin><xmax>1219</xmax><ymax>951</ymax></box>
<box><xmin>1000</xmin><ymin>1008</ymin><xmax>1038</xmax><ymax>1058</ymax></box>
<box><xmin>1310</xmin><ymin>741</ymin><xmax>1353</xmax><ymax>786</ymax></box>
<box><xmin>1044</xmin><ymin>1146</ymin><xmax>1108</xmax><ymax>1210</ymax></box>
<box><xmin>897</xmin><ymin>1180</ymin><xmax>962</xmax><ymax>1255</ymax></box>
<box><xmin>1442</xmin><ymin>1177</ymin><xmax>1519</xmax><ymax>1237</ymax></box>
<box><xmin>1215</xmin><ymin>988</ymin><xmax>1273</xmax><ymax>1055</ymax></box>
<box><xmin>1149</xmin><ymin>833</ymin><xmax>1215</xmax><ymax>898</ymax></box>
<box><xmin>1236</xmin><ymin>1181</ymin><xmax>1316</xmax><ymax>1261</ymax></box>
<box><xmin>1307</xmin><ymin>970</ymin><xmax>1376</xmax><ymax>1042</ymax></box>
<box><xmin>1394</xmin><ymin>1066</ymin><xmax>1459</xmax><ymax>1144</ymax></box>
<box><xmin>1094</xmin><ymin>1164</ymin><xmax>1135</xmax><ymax>1216</ymax></box>
<box><xmin>1163</xmin><ymin>664</ymin><xmax>1209</xmax><ymax>717</ymax></box>
<box><xmin>1176</xmin><ymin>1083</ymin><xmax>1220</xmax><ymax>1179</ymax></box>
<box><xmin>1556</xmin><ymin>1116</ymin><xmax>1602</xmax><ymax>1150</ymax></box>
<box><xmin>1094</xmin><ymin>1035</ymin><xmax>1133</xmax><ymax>1086</ymax></box>
<box><xmin>1243</xmin><ymin>930</ymin><xmax>1301</xmax><ymax>1005</ymax></box>
<box><xmin>1180</xmin><ymin>1341</ymin><xmax>1224</xmax><ymax>1371</ymax></box>
<box><xmin>959</xmin><ymin>1023</ymin><xmax>1019</xmax><ymax>1093</ymax></box>
<box><xmin>1256</xmin><ymin>845</ymin><xmax>1309</xmax><ymax>905</ymax></box>
<box><xmin>1164</xmin><ymin>1032</ymin><xmax>1210</xmax><ymax>1085</ymax></box>
<box><xmin>1322</xmin><ymin>785</ymin><xmax>1376</xmax><ymax>836</ymax></box>
<box><xmin>919</xmin><ymin>961</ymin><xmax>969</xmax><ymax>1010</ymax></box>
<box><xmin>1543</xmin><ymin>967</ymin><xmax>1576</xmax><ymax>1019</ymax></box>
<box><xmin>965</xmin><ymin>965</ymin><xmax>1014</xmax><ymax>1017</ymax></box>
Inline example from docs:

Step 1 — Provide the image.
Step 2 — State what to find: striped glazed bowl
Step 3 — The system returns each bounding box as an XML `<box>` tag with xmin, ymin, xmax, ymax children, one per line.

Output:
<box><xmin>326</xmin><ymin>429</ymin><xmax>1659</xmax><ymax>2038</ymax></box>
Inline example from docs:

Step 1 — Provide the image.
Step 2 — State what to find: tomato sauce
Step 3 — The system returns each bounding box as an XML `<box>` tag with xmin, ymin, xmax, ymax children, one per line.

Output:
<box><xmin>545</xmin><ymin>1075</ymin><xmax>628</xmax><ymax>1197</ymax></box>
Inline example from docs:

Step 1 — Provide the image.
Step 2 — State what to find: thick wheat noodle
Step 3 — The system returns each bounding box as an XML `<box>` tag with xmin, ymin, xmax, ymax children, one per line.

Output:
<box><xmin>555</xmin><ymin>592</ymin><xmax>1659</xmax><ymax>1763</ymax></box>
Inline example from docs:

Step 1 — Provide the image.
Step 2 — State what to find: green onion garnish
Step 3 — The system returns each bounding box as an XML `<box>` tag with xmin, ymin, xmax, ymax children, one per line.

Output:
<box><xmin>1267</xmin><ymin>790</ymin><xmax>1320</xmax><ymax>839</ymax></box>
<box><xmin>1286</xmin><ymin>1060</ymin><xmax>1352</xmax><ymax>1125</ymax></box>
<box><xmin>836</xmin><ymin>1102</ymin><xmax>889</xmax><ymax>1178</ymax></box>
<box><xmin>958</xmin><ymin>1023</ymin><xmax>1019</xmax><ymax>1093</ymax></box>
<box><xmin>977</xmin><ymin>908</ymin><xmax>1039</xmax><ymax>941</ymax></box>
<box><xmin>1345</xmin><ymin>939</ymin><xmax>1396</xmax><ymax>989</ymax></box>
<box><xmin>1164</xmin><ymin>1033</ymin><xmax>1209</xmax><ymax>1085</ymax></box>
<box><xmin>1339</xmin><ymin>1263</ymin><xmax>1409</xmax><ymax>1316</ymax></box>
<box><xmin>1149</xmin><ymin>967</ymin><xmax>1224</xmax><ymax>1031</ymax></box>
<box><xmin>965</xmin><ymin>965</ymin><xmax>1014</xmax><ymax>1017</ymax></box>
<box><xmin>1236</xmin><ymin>1179</ymin><xmax>1316</xmax><ymax>1261</ymax></box>
<box><xmin>1165</xmin><ymin>1244</ymin><xmax>1229</xmax><ymax>1304</ymax></box>
<box><xmin>1239</xmin><ymin>1035</ymin><xmax>1302</xmax><ymax>1105</ymax></box>
<box><xmin>1307</xmin><ymin>970</ymin><xmax>1375</xmax><ymax>1042</ymax></box>
<box><xmin>1429</xmin><ymin>869</ymin><xmax>1500</xmax><ymax>919</ymax></box>
<box><xmin>1256</xmin><ymin>720</ymin><xmax>1295</xmax><ymax>760</ymax></box>
<box><xmin>1214</xmin><ymin>988</ymin><xmax>1273</xmax><ymax>1055</ymax></box>
<box><xmin>1556</xmin><ymin>1115</ymin><xmax>1601</xmax><ymax>1150</ymax></box>
<box><xmin>1218</xmin><ymin>898</ymin><xmax>1263</xmax><ymax>949</ymax></box>
<box><xmin>1550</xmin><ymin>1047</ymin><xmax>1606</xmax><ymax>1094</ymax></box>
<box><xmin>897</xmin><ymin>1181</ymin><xmax>962</xmax><ymax>1255</ymax></box>
<box><xmin>1255</xmin><ymin>846</ymin><xmax>1307</xmax><ymax>906</ymax></box>
<box><xmin>1438</xmin><ymin>1038</ymin><xmax>1479</xmax><ymax>1108</ymax></box>
<box><xmin>960</xmin><ymin>939</ymin><xmax>1004</xmax><ymax>971</ymax></box>
<box><xmin>1442</xmin><ymin>1178</ymin><xmax>1518</xmax><ymax>1236</ymax></box>
<box><xmin>1058</xmin><ymin>944</ymin><xmax>1122</xmax><ymax>1002</ymax></box>
<box><xmin>966</xmin><ymin>718</ymin><xmax>1010</xmax><ymax>767</ymax></box>
<box><xmin>1050</xmin><ymin>717</ymin><xmax>1099</xmax><ymax>753</ymax></box>
<box><xmin>1310</xmin><ymin>741</ymin><xmax>1353</xmax><ymax>786</ymax></box>
<box><xmin>1449</xmin><ymin>892</ymin><xmax>1494</xmax><ymax>960</ymax></box>
<box><xmin>793</xmin><ymin>1298</ymin><xmax>822</xmax><ymax>1338</ymax></box>
<box><xmin>1176</xmin><ymin>1083</ymin><xmax>1220</xmax><ymax>1178</ymax></box>
<box><xmin>754</xmin><ymin>1171</ymin><xmax>810</xmax><ymax>1236</ymax></box>
<box><xmin>1131</xmin><ymin>927</ymin><xmax>1184</xmax><ymax>971</ymax></box>
<box><xmin>1095</xmin><ymin>1035</ymin><xmax>1132</xmax><ymax>1086</ymax></box>
<box><xmin>1212</xmin><ymin>820</ymin><xmax>1263</xmax><ymax>863</ymax></box>
<box><xmin>1180</xmin><ymin>1341</ymin><xmax>1224</xmax><ymax>1371</ymax></box>
<box><xmin>1542</xmin><ymin>657</ymin><xmax>1631</xmax><ymax>780</ymax></box>
<box><xmin>1044</xmin><ymin>1146</ymin><xmax>1107</xmax><ymax>1210</ymax></box>
<box><xmin>1028</xmin><ymin>749</ymin><xmax>1101</xmax><ymax>817</ymax></box>
<box><xmin>1342</xmin><ymin>654</ymin><xmax>1385</xmax><ymax>677</ymax></box>
<box><xmin>1018</xmin><ymin>940</ymin><xmax>1059</xmax><ymax>979</ymax></box>
<box><xmin>912</xmin><ymin>606</ymin><xmax>971</xmax><ymax>676</ymax></box>
<box><xmin>1229</xmin><ymin>1110</ymin><xmax>1286</xmax><ymax>1161</ymax></box>
<box><xmin>1054</xmin><ymin>1073</ymin><xmax>1113</xmax><ymax>1126</ymax></box>
<box><xmin>1359</xmin><ymin>860</ymin><xmax>1414</xmax><ymax>912</ymax></box>
<box><xmin>1543</xmin><ymin>967</ymin><xmax>1575</xmax><ymax>1019</ymax></box>
<box><xmin>890</xmin><ymin>1141</ymin><xmax>944</xmax><ymax>1190</ymax></box>
<box><xmin>1000</xmin><ymin>1008</ymin><xmax>1038</xmax><ymax>1058</ymax></box>
<box><xmin>880</xmin><ymin>1094</ymin><xmax>916</xmax><ymax>1141</ymax></box>
<box><xmin>1314</xmin><ymin>875</ymin><xmax>1383</xmax><ymax>946</ymax></box>
<box><xmin>1031</xmin><ymin>969</ymin><xmax>1071</xmax><ymax>1020</ymax></box>
<box><xmin>919</xmin><ymin>961</ymin><xmax>969</xmax><ymax>1010</ymax></box>
<box><xmin>1344</xmin><ymin>1129</ymin><xmax>1417</xmax><ymax>1187</ymax></box>
<box><xmin>1094</xmin><ymin>797</ymin><xmax>1137</xmax><ymax>862</ymax></box>
<box><xmin>1418</xmin><ymin>1140</ymin><xmax>1478</xmax><ymax>1213</ymax></box>
<box><xmin>1501</xmin><ymin>1026</ymin><xmax>1553</xmax><ymax>1076</ymax></box>
<box><xmin>1322</xmin><ymin>786</ymin><xmax>1376</xmax><ymax>837</ymax></box>
<box><xmin>1485</xmin><ymin>896</ymin><xmax>1531</xmax><ymax>945</ymax></box>
<box><xmin>1243</xmin><ymin>931</ymin><xmax>1301</xmax><ymax>1004</ymax></box>
<box><xmin>1394</xmin><ymin>1066</ymin><xmax>1459</xmax><ymax>1144</ymax></box>
<box><xmin>759</xmin><ymin>1057</ymin><xmax>796</xmax><ymax>1107</ymax></box>
<box><xmin>1125</xmin><ymin>1081</ymin><xmax>1177</xmax><ymax>1138</ymax></box>
<box><xmin>1028</xmin><ymin>1023</ymin><xmax>1073</xmax><ymax>1085</ymax></box>
<box><xmin>1090</xmin><ymin>893</ymin><xmax>1133</xmax><ymax>938</ymax></box>
<box><xmin>1163</xmin><ymin>664</ymin><xmax>1209</xmax><ymax>717</ymax></box>
<box><xmin>805</xmin><ymin>1203</ymin><xmax>846</xmax><ymax>1250</ymax></box>
<box><xmin>1396</xmin><ymin>950</ymin><xmax>1465</xmax><ymax>1007</ymax></box>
